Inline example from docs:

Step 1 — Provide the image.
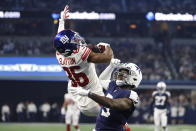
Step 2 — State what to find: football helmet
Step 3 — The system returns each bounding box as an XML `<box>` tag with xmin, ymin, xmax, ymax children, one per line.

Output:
<box><xmin>53</xmin><ymin>29</ymin><xmax>86</xmax><ymax>56</ymax></box>
<box><xmin>113</xmin><ymin>63</ymin><xmax>142</xmax><ymax>88</ymax></box>
<box><xmin>156</xmin><ymin>81</ymin><xmax>166</xmax><ymax>94</ymax></box>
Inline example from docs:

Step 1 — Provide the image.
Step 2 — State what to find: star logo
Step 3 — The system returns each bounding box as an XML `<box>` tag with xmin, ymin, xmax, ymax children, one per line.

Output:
<box><xmin>135</xmin><ymin>65</ymin><xmax>141</xmax><ymax>74</ymax></box>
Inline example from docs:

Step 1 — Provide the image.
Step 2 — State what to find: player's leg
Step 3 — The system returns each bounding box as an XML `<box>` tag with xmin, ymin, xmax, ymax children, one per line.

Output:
<box><xmin>80</xmin><ymin>100</ymin><xmax>101</xmax><ymax>116</ymax></box>
<box><xmin>79</xmin><ymin>90</ymin><xmax>104</xmax><ymax>116</ymax></box>
<box><xmin>154</xmin><ymin>109</ymin><xmax>160</xmax><ymax>131</ymax></box>
<box><xmin>72</xmin><ymin>110</ymin><xmax>80</xmax><ymax>131</ymax></box>
<box><xmin>161</xmin><ymin>111</ymin><xmax>168</xmax><ymax>131</ymax></box>
<box><xmin>68</xmin><ymin>86</ymin><xmax>103</xmax><ymax>116</ymax></box>
<box><xmin>65</xmin><ymin>110</ymin><xmax>72</xmax><ymax>131</ymax></box>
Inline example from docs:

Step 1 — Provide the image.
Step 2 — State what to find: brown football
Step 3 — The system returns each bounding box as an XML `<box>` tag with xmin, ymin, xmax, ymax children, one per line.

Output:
<box><xmin>87</xmin><ymin>44</ymin><xmax>101</xmax><ymax>53</ymax></box>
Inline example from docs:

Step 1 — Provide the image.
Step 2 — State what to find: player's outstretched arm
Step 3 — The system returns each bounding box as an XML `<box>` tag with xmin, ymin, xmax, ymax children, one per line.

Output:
<box><xmin>69</xmin><ymin>87</ymin><xmax>134</xmax><ymax>111</ymax></box>
<box><xmin>89</xmin><ymin>93</ymin><xmax>134</xmax><ymax>111</ymax></box>
<box><xmin>87</xmin><ymin>45</ymin><xmax>114</xmax><ymax>63</ymax></box>
<box><xmin>57</xmin><ymin>5</ymin><xmax>69</xmax><ymax>33</ymax></box>
<box><xmin>99</xmin><ymin>58</ymin><xmax>121</xmax><ymax>80</ymax></box>
<box><xmin>99</xmin><ymin>58</ymin><xmax>121</xmax><ymax>90</ymax></box>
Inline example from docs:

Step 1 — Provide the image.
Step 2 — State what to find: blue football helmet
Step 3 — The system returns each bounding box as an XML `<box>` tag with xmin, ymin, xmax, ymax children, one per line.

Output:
<box><xmin>53</xmin><ymin>30</ymin><xmax>86</xmax><ymax>56</ymax></box>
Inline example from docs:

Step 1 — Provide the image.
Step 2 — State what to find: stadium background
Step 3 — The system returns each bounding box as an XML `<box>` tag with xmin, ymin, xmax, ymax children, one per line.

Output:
<box><xmin>0</xmin><ymin>0</ymin><xmax>196</xmax><ymax>130</ymax></box>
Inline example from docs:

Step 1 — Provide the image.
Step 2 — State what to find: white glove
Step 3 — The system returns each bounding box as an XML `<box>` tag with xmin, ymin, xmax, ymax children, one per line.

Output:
<box><xmin>97</xmin><ymin>42</ymin><xmax>110</xmax><ymax>47</ymax></box>
<box><xmin>60</xmin><ymin>5</ymin><xmax>69</xmax><ymax>21</ymax></box>
<box><xmin>69</xmin><ymin>87</ymin><xmax>90</xmax><ymax>96</ymax></box>
<box><xmin>129</xmin><ymin>91</ymin><xmax>139</xmax><ymax>105</ymax></box>
<box><xmin>110</xmin><ymin>58</ymin><xmax>121</xmax><ymax>68</ymax></box>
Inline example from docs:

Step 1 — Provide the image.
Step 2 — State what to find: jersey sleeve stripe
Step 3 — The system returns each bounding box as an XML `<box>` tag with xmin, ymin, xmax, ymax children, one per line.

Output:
<box><xmin>81</xmin><ymin>48</ymin><xmax>91</xmax><ymax>61</ymax></box>
<box><xmin>56</xmin><ymin>52</ymin><xmax>61</xmax><ymax>55</ymax></box>
<box><xmin>81</xmin><ymin>47</ymin><xmax>88</xmax><ymax>58</ymax></box>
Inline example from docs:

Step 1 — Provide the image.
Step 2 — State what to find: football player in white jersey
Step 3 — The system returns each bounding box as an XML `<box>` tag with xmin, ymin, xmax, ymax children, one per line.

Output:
<box><xmin>152</xmin><ymin>81</ymin><xmax>171</xmax><ymax>131</ymax></box>
<box><xmin>63</xmin><ymin>93</ymin><xmax>80</xmax><ymax>131</ymax></box>
<box><xmin>53</xmin><ymin>5</ymin><xmax>113</xmax><ymax>116</ymax></box>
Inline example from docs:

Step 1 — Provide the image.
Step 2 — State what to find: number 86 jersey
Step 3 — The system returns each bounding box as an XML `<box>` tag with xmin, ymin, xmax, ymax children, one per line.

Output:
<box><xmin>56</xmin><ymin>46</ymin><xmax>101</xmax><ymax>91</ymax></box>
<box><xmin>56</xmin><ymin>46</ymin><xmax>104</xmax><ymax>116</ymax></box>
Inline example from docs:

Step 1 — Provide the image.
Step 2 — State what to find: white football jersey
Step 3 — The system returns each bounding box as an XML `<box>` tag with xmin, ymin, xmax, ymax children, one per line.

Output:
<box><xmin>56</xmin><ymin>46</ymin><xmax>101</xmax><ymax>91</ymax></box>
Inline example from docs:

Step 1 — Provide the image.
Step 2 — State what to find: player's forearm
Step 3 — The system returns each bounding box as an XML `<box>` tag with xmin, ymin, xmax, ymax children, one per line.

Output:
<box><xmin>88</xmin><ymin>92</ymin><xmax>112</xmax><ymax>108</ymax></box>
<box><xmin>57</xmin><ymin>18</ymin><xmax>65</xmax><ymax>33</ymax></box>
<box><xmin>105</xmin><ymin>47</ymin><xmax>114</xmax><ymax>61</ymax></box>
<box><xmin>99</xmin><ymin>64</ymin><xmax>114</xmax><ymax>80</ymax></box>
<box><xmin>88</xmin><ymin>53</ymin><xmax>111</xmax><ymax>63</ymax></box>
<box><xmin>88</xmin><ymin>92</ymin><xmax>132</xmax><ymax>111</ymax></box>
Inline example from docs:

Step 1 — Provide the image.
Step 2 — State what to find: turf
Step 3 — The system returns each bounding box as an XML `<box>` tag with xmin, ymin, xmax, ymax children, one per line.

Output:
<box><xmin>0</xmin><ymin>123</ymin><xmax>196</xmax><ymax>131</ymax></box>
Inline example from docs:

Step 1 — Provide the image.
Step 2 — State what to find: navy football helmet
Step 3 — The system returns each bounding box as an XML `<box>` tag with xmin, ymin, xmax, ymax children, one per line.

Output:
<box><xmin>53</xmin><ymin>30</ymin><xmax>86</xmax><ymax>56</ymax></box>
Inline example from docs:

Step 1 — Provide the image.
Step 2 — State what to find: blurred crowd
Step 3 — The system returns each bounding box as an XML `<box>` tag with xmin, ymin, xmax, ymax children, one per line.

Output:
<box><xmin>0</xmin><ymin>39</ymin><xmax>54</xmax><ymax>56</ymax></box>
<box><xmin>171</xmin><ymin>43</ymin><xmax>196</xmax><ymax>80</ymax></box>
<box><xmin>1</xmin><ymin>101</ymin><xmax>62</xmax><ymax>122</ymax></box>
<box><xmin>1</xmin><ymin>38</ymin><xmax>195</xmax><ymax>81</ymax></box>
<box><xmin>1</xmin><ymin>90</ymin><xmax>196</xmax><ymax>124</ymax></box>
<box><xmin>1</xmin><ymin>0</ymin><xmax>196</xmax><ymax>13</ymax></box>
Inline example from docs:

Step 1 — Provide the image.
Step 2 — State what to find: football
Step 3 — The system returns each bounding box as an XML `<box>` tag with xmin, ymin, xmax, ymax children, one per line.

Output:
<box><xmin>87</xmin><ymin>44</ymin><xmax>105</xmax><ymax>53</ymax></box>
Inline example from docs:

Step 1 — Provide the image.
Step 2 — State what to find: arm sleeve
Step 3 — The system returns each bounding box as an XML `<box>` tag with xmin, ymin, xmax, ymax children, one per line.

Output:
<box><xmin>99</xmin><ymin>80</ymin><xmax>111</xmax><ymax>90</ymax></box>
<box><xmin>99</xmin><ymin>64</ymin><xmax>114</xmax><ymax>81</ymax></box>
<box><xmin>57</xmin><ymin>18</ymin><xmax>65</xmax><ymax>33</ymax></box>
<box><xmin>81</xmin><ymin>47</ymin><xmax>92</xmax><ymax>62</ymax></box>
<box><xmin>99</xmin><ymin>64</ymin><xmax>115</xmax><ymax>90</ymax></box>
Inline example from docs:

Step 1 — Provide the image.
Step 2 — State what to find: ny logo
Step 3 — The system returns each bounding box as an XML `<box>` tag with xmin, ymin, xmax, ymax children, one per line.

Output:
<box><xmin>60</xmin><ymin>35</ymin><xmax>69</xmax><ymax>44</ymax></box>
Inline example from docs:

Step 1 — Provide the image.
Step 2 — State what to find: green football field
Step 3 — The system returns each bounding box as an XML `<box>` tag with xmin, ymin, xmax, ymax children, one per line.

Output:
<box><xmin>0</xmin><ymin>123</ymin><xmax>196</xmax><ymax>131</ymax></box>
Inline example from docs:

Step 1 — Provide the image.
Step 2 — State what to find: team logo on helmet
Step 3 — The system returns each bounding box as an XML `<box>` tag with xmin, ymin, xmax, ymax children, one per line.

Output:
<box><xmin>53</xmin><ymin>29</ymin><xmax>86</xmax><ymax>56</ymax></box>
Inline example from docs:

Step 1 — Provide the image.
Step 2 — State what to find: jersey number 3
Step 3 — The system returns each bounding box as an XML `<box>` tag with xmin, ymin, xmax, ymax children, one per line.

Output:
<box><xmin>101</xmin><ymin>93</ymin><xmax>113</xmax><ymax>117</ymax></box>
<box><xmin>63</xmin><ymin>66</ymin><xmax>89</xmax><ymax>87</ymax></box>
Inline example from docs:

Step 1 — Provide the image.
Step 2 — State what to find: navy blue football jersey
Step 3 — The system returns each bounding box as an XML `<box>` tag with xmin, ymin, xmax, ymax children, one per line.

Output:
<box><xmin>152</xmin><ymin>91</ymin><xmax>171</xmax><ymax>109</ymax></box>
<box><xmin>95</xmin><ymin>81</ymin><xmax>136</xmax><ymax>131</ymax></box>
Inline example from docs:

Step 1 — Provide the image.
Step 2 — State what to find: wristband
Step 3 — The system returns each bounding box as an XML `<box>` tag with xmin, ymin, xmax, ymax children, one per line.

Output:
<box><xmin>88</xmin><ymin>92</ymin><xmax>93</xmax><ymax>98</ymax></box>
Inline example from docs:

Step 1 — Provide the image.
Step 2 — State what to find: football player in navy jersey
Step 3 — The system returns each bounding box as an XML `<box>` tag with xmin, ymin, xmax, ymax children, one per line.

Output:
<box><xmin>70</xmin><ymin>59</ymin><xmax>142</xmax><ymax>131</ymax></box>
<box><xmin>151</xmin><ymin>81</ymin><xmax>171</xmax><ymax>131</ymax></box>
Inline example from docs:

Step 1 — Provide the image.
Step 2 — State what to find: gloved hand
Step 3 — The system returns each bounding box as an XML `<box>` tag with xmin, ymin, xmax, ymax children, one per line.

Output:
<box><xmin>60</xmin><ymin>5</ymin><xmax>69</xmax><ymax>21</ymax></box>
<box><xmin>97</xmin><ymin>42</ymin><xmax>110</xmax><ymax>53</ymax></box>
<box><xmin>69</xmin><ymin>87</ymin><xmax>90</xmax><ymax>96</ymax></box>
<box><xmin>97</xmin><ymin>42</ymin><xmax>110</xmax><ymax>47</ymax></box>
<box><xmin>110</xmin><ymin>58</ymin><xmax>121</xmax><ymax>68</ymax></box>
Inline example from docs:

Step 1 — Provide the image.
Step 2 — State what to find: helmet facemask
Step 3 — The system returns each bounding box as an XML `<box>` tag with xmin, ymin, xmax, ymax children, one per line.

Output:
<box><xmin>72</xmin><ymin>33</ymin><xmax>87</xmax><ymax>47</ymax></box>
<box><xmin>113</xmin><ymin>63</ymin><xmax>142</xmax><ymax>89</ymax></box>
<box><xmin>114</xmin><ymin>68</ymin><xmax>135</xmax><ymax>89</ymax></box>
<box><xmin>156</xmin><ymin>81</ymin><xmax>166</xmax><ymax>94</ymax></box>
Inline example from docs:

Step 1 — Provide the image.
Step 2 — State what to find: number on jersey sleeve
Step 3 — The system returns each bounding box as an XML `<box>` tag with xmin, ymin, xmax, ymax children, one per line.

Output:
<box><xmin>101</xmin><ymin>93</ymin><xmax>113</xmax><ymax>117</ymax></box>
